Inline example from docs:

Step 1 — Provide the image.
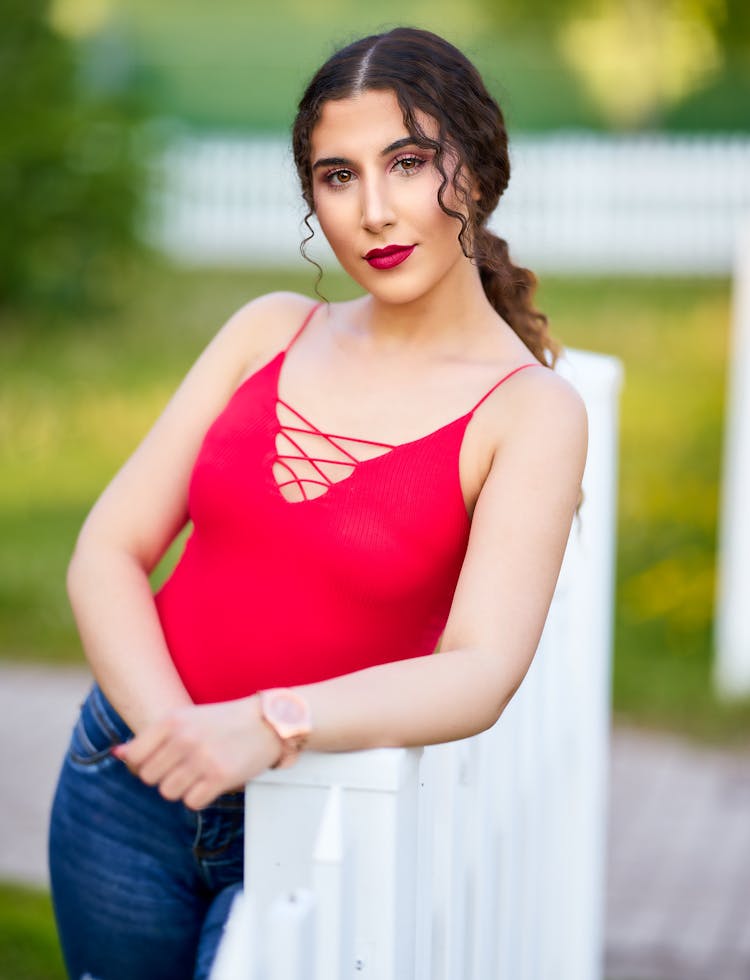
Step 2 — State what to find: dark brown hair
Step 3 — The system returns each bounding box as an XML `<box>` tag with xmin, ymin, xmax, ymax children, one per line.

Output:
<box><xmin>292</xmin><ymin>26</ymin><xmax>560</xmax><ymax>367</ymax></box>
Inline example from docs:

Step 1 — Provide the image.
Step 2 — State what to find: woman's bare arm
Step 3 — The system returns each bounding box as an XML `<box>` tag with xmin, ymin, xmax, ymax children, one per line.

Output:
<box><xmin>118</xmin><ymin>367</ymin><xmax>588</xmax><ymax>807</ymax></box>
<box><xmin>298</xmin><ymin>367</ymin><xmax>588</xmax><ymax>749</ymax></box>
<box><xmin>66</xmin><ymin>291</ymin><xmax>317</xmax><ymax>733</ymax></box>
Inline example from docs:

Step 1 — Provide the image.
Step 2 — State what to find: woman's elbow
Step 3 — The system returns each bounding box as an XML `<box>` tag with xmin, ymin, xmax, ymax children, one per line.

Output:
<box><xmin>66</xmin><ymin>533</ymin><xmax>103</xmax><ymax>604</ymax></box>
<box><xmin>65</xmin><ymin>527</ymin><xmax>143</xmax><ymax>604</ymax></box>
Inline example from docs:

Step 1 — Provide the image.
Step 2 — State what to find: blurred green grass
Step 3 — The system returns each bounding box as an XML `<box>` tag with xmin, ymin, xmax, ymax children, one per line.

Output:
<box><xmin>539</xmin><ymin>276</ymin><xmax>750</xmax><ymax>744</ymax></box>
<box><xmin>2</xmin><ymin>255</ymin><xmax>749</xmax><ymax>744</ymax></box>
<box><xmin>0</xmin><ymin>883</ymin><xmax>65</xmax><ymax>980</ymax></box>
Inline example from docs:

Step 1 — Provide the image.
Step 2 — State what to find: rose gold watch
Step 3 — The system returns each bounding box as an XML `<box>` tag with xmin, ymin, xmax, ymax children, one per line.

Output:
<box><xmin>258</xmin><ymin>688</ymin><xmax>313</xmax><ymax>769</ymax></box>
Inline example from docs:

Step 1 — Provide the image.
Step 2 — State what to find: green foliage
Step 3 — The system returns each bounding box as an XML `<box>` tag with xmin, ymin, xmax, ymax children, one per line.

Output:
<box><xmin>0</xmin><ymin>883</ymin><xmax>65</xmax><ymax>980</ymax></box>
<box><xmin>110</xmin><ymin>4</ymin><xmax>608</xmax><ymax>132</ymax></box>
<box><xmin>110</xmin><ymin>2</ymin><xmax>750</xmax><ymax>132</ymax></box>
<box><xmin>0</xmin><ymin>0</ymin><xmax>151</xmax><ymax>313</ymax></box>
<box><xmin>716</xmin><ymin>0</ymin><xmax>750</xmax><ymax>50</ymax></box>
<box><xmin>663</xmin><ymin>49</ymin><xmax>750</xmax><ymax>131</ymax></box>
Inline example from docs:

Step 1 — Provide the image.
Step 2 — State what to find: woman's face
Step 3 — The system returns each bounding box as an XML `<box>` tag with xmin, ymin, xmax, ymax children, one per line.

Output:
<box><xmin>310</xmin><ymin>89</ymin><xmax>476</xmax><ymax>307</ymax></box>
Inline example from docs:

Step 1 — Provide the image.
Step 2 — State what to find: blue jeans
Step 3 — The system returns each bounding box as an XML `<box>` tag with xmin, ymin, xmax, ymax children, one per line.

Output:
<box><xmin>48</xmin><ymin>683</ymin><xmax>245</xmax><ymax>980</ymax></box>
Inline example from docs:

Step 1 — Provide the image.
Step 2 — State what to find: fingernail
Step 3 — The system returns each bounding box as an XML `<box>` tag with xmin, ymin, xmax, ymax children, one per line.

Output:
<box><xmin>110</xmin><ymin>744</ymin><xmax>124</xmax><ymax>758</ymax></box>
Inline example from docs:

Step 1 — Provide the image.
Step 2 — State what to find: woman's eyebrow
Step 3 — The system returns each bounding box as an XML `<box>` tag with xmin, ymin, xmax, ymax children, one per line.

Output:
<box><xmin>312</xmin><ymin>155</ymin><xmax>352</xmax><ymax>172</ymax></box>
<box><xmin>312</xmin><ymin>137</ymin><xmax>429</xmax><ymax>172</ymax></box>
<box><xmin>380</xmin><ymin>136</ymin><xmax>425</xmax><ymax>155</ymax></box>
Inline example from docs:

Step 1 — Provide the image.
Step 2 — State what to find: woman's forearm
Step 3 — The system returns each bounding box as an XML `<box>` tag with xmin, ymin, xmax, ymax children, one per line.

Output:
<box><xmin>293</xmin><ymin>643</ymin><xmax>526</xmax><ymax>754</ymax></box>
<box><xmin>67</xmin><ymin>546</ymin><xmax>193</xmax><ymax>733</ymax></box>
<box><xmin>114</xmin><ymin>640</ymin><xmax>528</xmax><ymax>811</ymax></box>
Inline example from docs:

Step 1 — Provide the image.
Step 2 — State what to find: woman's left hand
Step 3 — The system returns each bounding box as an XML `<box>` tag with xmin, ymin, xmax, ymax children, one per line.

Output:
<box><xmin>112</xmin><ymin>696</ymin><xmax>282</xmax><ymax>809</ymax></box>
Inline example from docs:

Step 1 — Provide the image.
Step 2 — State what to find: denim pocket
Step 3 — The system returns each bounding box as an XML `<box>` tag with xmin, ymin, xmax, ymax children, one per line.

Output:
<box><xmin>68</xmin><ymin>683</ymin><xmax>133</xmax><ymax>771</ymax></box>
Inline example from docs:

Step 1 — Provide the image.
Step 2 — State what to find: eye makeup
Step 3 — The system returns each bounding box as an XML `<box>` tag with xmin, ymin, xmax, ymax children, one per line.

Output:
<box><xmin>319</xmin><ymin>153</ymin><xmax>430</xmax><ymax>191</ymax></box>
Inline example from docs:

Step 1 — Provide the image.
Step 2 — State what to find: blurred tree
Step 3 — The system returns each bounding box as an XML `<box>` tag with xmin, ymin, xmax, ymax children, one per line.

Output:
<box><xmin>0</xmin><ymin>0</ymin><xmax>150</xmax><ymax>313</ymax></box>
<box><xmin>478</xmin><ymin>0</ymin><xmax>580</xmax><ymax>33</ymax></box>
<box><xmin>716</xmin><ymin>0</ymin><xmax>750</xmax><ymax>49</ymax></box>
<box><xmin>558</xmin><ymin>0</ymin><xmax>723</xmax><ymax>129</ymax></box>
<box><xmin>479</xmin><ymin>0</ymin><xmax>750</xmax><ymax>129</ymax></box>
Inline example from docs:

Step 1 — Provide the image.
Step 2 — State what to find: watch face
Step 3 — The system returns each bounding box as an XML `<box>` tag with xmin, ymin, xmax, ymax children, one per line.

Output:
<box><xmin>263</xmin><ymin>689</ymin><xmax>312</xmax><ymax>739</ymax></box>
<box><xmin>269</xmin><ymin>692</ymin><xmax>307</xmax><ymax>725</ymax></box>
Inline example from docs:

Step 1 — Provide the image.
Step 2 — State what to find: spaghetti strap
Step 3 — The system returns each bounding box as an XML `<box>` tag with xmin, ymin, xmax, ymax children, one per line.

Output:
<box><xmin>283</xmin><ymin>301</ymin><xmax>323</xmax><ymax>353</ymax></box>
<box><xmin>470</xmin><ymin>361</ymin><xmax>541</xmax><ymax>413</ymax></box>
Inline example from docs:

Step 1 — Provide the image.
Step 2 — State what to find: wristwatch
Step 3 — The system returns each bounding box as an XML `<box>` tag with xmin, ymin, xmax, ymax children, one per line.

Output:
<box><xmin>258</xmin><ymin>688</ymin><xmax>313</xmax><ymax>769</ymax></box>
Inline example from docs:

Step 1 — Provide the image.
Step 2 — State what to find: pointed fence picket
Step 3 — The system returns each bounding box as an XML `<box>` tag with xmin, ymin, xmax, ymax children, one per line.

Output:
<box><xmin>211</xmin><ymin>347</ymin><xmax>622</xmax><ymax>980</ymax></box>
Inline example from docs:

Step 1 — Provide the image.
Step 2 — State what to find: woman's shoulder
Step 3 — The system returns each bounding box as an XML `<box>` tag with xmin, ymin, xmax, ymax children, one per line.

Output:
<box><xmin>218</xmin><ymin>290</ymin><xmax>320</xmax><ymax>361</ymax></box>
<box><xmin>479</xmin><ymin>353</ymin><xmax>588</xmax><ymax>460</ymax></box>
<box><xmin>515</xmin><ymin>357</ymin><xmax>586</xmax><ymax>411</ymax></box>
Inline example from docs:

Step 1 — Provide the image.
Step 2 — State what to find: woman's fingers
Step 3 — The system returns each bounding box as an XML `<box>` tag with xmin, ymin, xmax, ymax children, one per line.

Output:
<box><xmin>137</xmin><ymin>739</ymin><xmax>193</xmax><ymax>788</ymax></box>
<box><xmin>112</xmin><ymin>717</ymin><xmax>172</xmax><ymax>769</ymax></box>
<box><xmin>156</xmin><ymin>762</ymin><xmax>203</xmax><ymax>802</ymax></box>
<box><xmin>113</xmin><ymin>715</ymin><xmax>231</xmax><ymax>796</ymax></box>
<box><xmin>111</xmin><ymin>698</ymin><xmax>271</xmax><ymax>806</ymax></box>
<box><xmin>183</xmin><ymin>778</ymin><xmax>219</xmax><ymax>812</ymax></box>
<box><xmin>114</xmin><ymin>728</ymin><xmax>218</xmax><ymax>802</ymax></box>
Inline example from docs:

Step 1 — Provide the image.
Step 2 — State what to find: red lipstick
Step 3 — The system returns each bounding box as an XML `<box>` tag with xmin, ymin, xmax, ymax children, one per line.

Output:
<box><xmin>364</xmin><ymin>244</ymin><xmax>415</xmax><ymax>270</ymax></box>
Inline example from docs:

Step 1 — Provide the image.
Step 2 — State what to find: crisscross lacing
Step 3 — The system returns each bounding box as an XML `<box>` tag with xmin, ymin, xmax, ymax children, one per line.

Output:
<box><xmin>270</xmin><ymin>302</ymin><xmax>541</xmax><ymax>503</ymax></box>
<box><xmin>272</xmin><ymin>397</ymin><xmax>396</xmax><ymax>502</ymax></box>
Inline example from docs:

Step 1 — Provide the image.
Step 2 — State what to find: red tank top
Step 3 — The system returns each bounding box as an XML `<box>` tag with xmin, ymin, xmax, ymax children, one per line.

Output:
<box><xmin>154</xmin><ymin>303</ymin><xmax>539</xmax><ymax>703</ymax></box>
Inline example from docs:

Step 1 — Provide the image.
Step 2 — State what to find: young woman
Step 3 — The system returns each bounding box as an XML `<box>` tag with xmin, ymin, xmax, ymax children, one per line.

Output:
<box><xmin>49</xmin><ymin>26</ymin><xmax>587</xmax><ymax>980</ymax></box>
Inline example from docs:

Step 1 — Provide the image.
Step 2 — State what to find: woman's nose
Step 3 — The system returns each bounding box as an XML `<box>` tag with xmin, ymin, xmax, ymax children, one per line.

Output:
<box><xmin>360</xmin><ymin>177</ymin><xmax>396</xmax><ymax>233</ymax></box>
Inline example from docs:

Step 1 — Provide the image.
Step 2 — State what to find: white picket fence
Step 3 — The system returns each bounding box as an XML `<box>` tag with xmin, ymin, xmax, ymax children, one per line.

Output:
<box><xmin>141</xmin><ymin>127</ymin><xmax>750</xmax><ymax>274</ymax></box>
<box><xmin>210</xmin><ymin>348</ymin><xmax>623</xmax><ymax>980</ymax></box>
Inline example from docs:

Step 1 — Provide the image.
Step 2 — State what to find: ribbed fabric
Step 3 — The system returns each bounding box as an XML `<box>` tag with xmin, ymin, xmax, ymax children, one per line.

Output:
<box><xmin>154</xmin><ymin>304</ymin><xmax>539</xmax><ymax>704</ymax></box>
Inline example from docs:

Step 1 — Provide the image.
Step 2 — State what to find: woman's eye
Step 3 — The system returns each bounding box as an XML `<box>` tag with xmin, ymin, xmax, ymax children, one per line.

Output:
<box><xmin>394</xmin><ymin>155</ymin><xmax>424</xmax><ymax>174</ymax></box>
<box><xmin>322</xmin><ymin>156</ymin><xmax>425</xmax><ymax>188</ymax></box>
<box><xmin>325</xmin><ymin>169</ymin><xmax>354</xmax><ymax>188</ymax></box>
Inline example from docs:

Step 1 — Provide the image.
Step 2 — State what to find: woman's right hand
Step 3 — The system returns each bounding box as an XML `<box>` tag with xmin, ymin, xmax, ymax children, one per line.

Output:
<box><xmin>112</xmin><ymin>695</ymin><xmax>283</xmax><ymax>809</ymax></box>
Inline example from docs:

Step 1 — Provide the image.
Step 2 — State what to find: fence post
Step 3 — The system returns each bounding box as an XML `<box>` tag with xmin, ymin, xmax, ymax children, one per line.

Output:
<box><xmin>715</xmin><ymin>225</ymin><xmax>750</xmax><ymax>697</ymax></box>
<box><xmin>556</xmin><ymin>348</ymin><xmax>623</xmax><ymax>980</ymax></box>
<box><xmin>243</xmin><ymin>748</ymin><xmax>422</xmax><ymax>979</ymax></box>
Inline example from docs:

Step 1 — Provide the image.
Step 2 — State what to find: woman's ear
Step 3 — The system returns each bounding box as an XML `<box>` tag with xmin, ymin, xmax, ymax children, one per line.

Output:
<box><xmin>463</xmin><ymin>168</ymin><xmax>482</xmax><ymax>203</ymax></box>
<box><xmin>457</xmin><ymin>164</ymin><xmax>482</xmax><ymax>206</ymax></box>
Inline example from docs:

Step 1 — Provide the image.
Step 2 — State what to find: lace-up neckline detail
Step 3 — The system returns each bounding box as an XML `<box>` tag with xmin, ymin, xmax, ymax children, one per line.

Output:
<box><xmin>266</xmin><ymin>302</ymin><xmax>540</xmax><ymax>504</ymax></box>
<box><xmin>272</xmin><ymin>396</ymin><xmax>398</xmax><ymax>503</ymax></box>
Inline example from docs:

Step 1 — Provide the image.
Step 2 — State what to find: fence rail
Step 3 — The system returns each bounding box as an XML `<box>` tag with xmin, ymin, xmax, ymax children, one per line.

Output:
<box><xmin>210</xmin><ymin>348</ymin><xmax>623</xmax><ymax>980</ymax></box>
<box><xmin>142</xmin><ymin>129</ymin><xmax>750</xmax><ymax>274</ymax></box>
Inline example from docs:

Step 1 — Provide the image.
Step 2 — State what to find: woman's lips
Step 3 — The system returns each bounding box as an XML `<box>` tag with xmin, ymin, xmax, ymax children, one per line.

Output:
<box><xmin>364</xmin><ymin>245</ymin><xmax>415</xmax><ymax>270</ymax></box>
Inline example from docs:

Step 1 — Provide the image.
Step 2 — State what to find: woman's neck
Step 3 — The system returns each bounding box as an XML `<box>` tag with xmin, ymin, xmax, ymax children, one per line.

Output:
<box><xmin>357</xmin><ymin>263</ymin><xmax>499</xmax><ymax>357</ymax></box>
